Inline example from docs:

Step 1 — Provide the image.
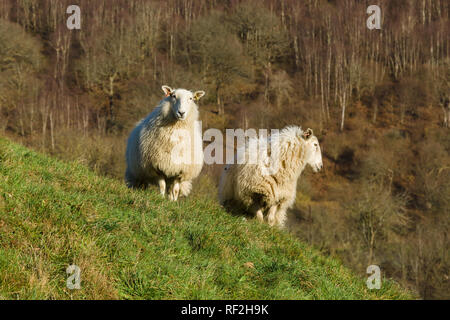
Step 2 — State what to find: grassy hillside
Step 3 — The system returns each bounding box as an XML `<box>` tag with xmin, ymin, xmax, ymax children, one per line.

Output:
<box><xmin>0</xmin><ymin>137</ymin><xmax>410</xmax><ymax>299</ymax></box>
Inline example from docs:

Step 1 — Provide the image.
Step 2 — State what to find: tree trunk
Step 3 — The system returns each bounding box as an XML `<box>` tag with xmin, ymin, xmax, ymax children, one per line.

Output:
<box><xmin>373</xmin><ymin>102</ymin><xmax>378</xmax><ymax>124</ymax></box>
<box><xmin>107</xmin><ymin>73</ymin><xmax>117</xmax><ymax>131</ymax></box>
<box><xmin>216</xmin><ymin>84</ymin><xmax>223</xmax><ymax>116</ymax></box>
<box><xmin>442</xmin><ymin>104</ymin><xmax>449</xmax><ymax>128</ymax></box>
<box><xmin>50</xmin><ymin>111</ymin><xmax>55</xmax><ymax>151</ymax></box>
<box><xmin>41</xmin><ymin>106</ymin><xmax>49</xmax><ymax>148</ymax></box>
<box><xmin>340</xmin><ymin>91</ymin><xmax>346</xmax><ymax>132</ymax></box>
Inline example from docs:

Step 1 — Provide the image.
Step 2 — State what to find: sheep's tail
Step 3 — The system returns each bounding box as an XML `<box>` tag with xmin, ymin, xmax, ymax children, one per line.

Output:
<box><xmin>179</xmin><ymin>181</ymin><xmax>192</xmax><ymax>197</ymax></box>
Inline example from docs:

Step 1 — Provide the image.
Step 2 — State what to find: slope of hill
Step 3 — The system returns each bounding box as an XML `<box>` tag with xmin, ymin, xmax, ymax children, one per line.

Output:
<box><xmin>0</xmin><ymin>137</ymin><xmax>411</xmax><ymax>299</ymax></box>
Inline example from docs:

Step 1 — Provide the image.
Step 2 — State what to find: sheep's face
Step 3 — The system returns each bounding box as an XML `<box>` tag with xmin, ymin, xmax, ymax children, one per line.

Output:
<box><xmin>302</xmin><ymin>129</ymin><xmax>323</xmax><ymax>173</ymax></box>
<box><xmin>162</xmin><ymin>86</ymin><xmax>205</xmax><ymax>121</ymax></box>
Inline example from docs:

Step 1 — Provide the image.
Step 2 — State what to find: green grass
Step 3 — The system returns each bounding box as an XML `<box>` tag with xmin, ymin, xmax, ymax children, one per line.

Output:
<box><xmin>0</xmin><ymin>137</ymin><xmax>411</xmax><ymax>299</ymax></box>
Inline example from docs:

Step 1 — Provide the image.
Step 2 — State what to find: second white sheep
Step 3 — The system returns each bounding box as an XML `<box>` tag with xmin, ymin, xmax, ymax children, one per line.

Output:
<box><xmin>218</xmin><ymin>126</ymin><xmax>323</xmax><ymax>227</ymax></box>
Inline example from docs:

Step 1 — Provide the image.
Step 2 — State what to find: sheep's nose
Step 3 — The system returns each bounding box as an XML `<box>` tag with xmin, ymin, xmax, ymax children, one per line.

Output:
<box><xmin>177</xmin><ymin>111</ymin><xmax>185</xmax><ymax>117</ymax></box>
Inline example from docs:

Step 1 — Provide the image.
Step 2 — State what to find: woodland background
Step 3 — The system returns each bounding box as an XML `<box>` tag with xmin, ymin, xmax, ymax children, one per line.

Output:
<box><xmin>0</xmin><ymin>0</ymin><xmax>448</xmax><ymax>299</ymax></box>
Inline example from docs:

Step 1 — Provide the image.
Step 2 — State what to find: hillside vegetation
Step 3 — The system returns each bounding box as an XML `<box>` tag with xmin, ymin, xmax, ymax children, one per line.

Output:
<box><xmin>0</xmin><ymin>137</ymin><xmax>410</xmax><ymax>299</ymax></box>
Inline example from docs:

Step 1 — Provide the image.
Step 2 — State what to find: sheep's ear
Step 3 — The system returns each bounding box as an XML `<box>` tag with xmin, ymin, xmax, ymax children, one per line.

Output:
<box><xmin>162</xmin><ymin>85</ymin><xmax>173</xmax><ymax>97</ymax></box>
<box><xmin>302</xmin><ymin>128</ymin><xmax>313</xmax><ymax>139</ymax></box>
<box><xmin>193</xmin><ymin>91</ymin><xmax>205</xmax><ymax>101</ymax></box>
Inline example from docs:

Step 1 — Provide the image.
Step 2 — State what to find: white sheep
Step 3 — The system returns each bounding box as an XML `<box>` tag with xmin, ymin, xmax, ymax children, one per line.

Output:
<box><xmin>218</xmin><ymin>126</ymin><xmax>323</xmax><ymax>227</ymax></box>
<box><xmin>125</xmin><ymin>85</ymin><xmax>205</xmax><ymax>201</ymax></box>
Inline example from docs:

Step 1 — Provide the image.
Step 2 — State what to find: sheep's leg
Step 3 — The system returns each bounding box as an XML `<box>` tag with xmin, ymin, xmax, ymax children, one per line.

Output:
<box><xmin>256</xmin><ymin>209</ymin><xmax>264</xmax><ymax>222</ymax></box>
<box><xmin>274</xmin><ymin>202</ymin><xmax>289</xmax><ymax>228</ymax></box>
<box><xmin>250</xmin><ymin>205</ymin><xmax>264</xmax><ymax>223</ymax></box>
<box><xmin>168</xmin><ymin>180</ymin><xmax>180</xmax><ymax>201</ymax></box>
<box><xmin>125</xmin><ymin>169</ymin><xmax>136</xmax><ymax>188</ymax></box>
<box><xmin>158</xmin><ymin>178</ymin><xmax>166</xmax><ymax>197</ymax></box>
<box><xmin>267</xmin><ymin>205</ymin><xmax>278</xmax><ymax>227</ymax></box>
<box><xmin>173</xmin><ymin>182</ymin><xmax>180</xmax><ymax>201</ymax></box>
